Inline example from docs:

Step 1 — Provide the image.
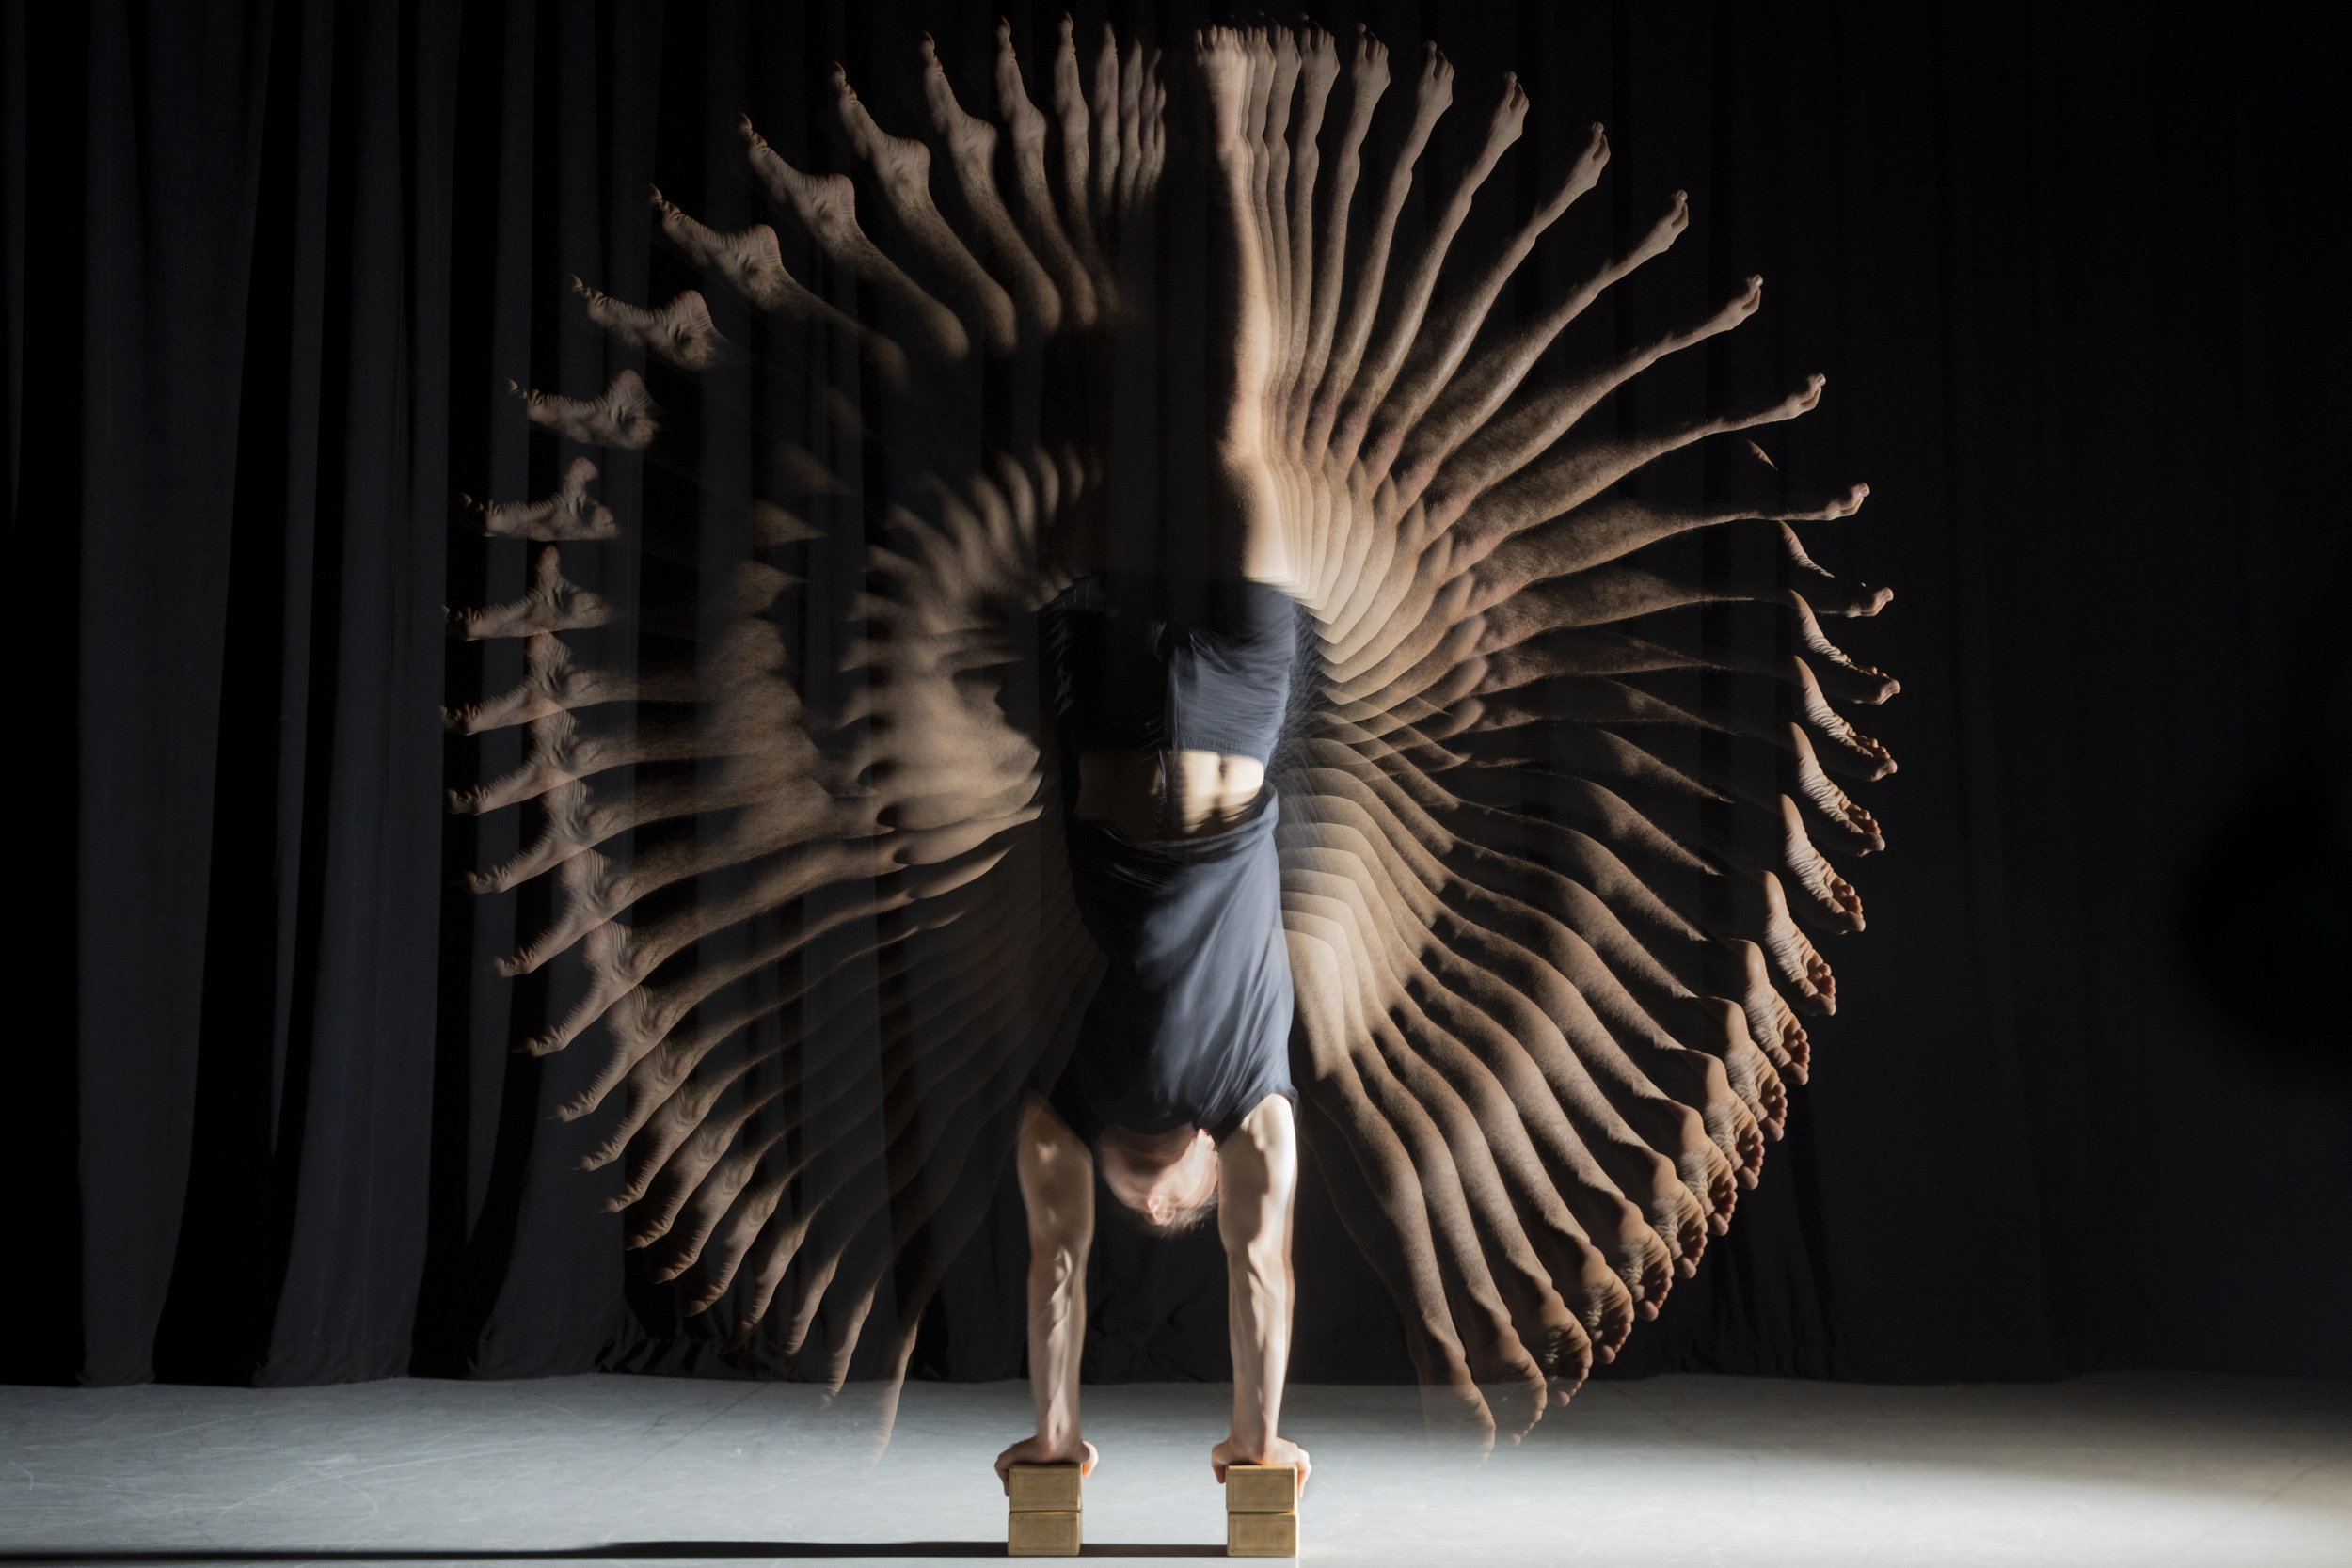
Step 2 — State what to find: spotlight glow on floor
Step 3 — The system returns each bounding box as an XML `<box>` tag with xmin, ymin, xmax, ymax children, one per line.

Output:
<box><xmin>3</xmin><ymin>1372</ymin><xmax>2344</xmax><ymax>1566</ymax></box>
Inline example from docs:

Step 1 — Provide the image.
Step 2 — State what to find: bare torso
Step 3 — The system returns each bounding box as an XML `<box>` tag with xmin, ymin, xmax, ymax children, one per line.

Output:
<box><xmin>1074</xmin><ymin>748</ymin><xmax>1266</xmax><ymax>841</ymax></box>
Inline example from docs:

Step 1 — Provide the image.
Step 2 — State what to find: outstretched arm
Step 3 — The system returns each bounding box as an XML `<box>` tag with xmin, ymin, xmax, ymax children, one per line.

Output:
<box><xmin>1212</xmin><ymin>1094</ymin><xmax>1311</xmax><ymax>1487</ymax></box>
<box><xmin>996</xmin><ymin>1098</ymin><xmax>1099</xmax><ymax>1491</ymax></box>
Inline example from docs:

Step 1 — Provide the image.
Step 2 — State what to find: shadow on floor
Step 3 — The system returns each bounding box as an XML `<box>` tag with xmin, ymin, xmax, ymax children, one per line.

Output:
<box><xmin>0</xmin><ymin>1546</ymin><xmax>1228</xmax><ymax>1562</ymax></box>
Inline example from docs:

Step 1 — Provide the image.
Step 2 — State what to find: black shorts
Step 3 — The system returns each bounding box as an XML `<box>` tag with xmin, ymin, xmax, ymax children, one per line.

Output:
<box><xmin>1047</xmin><ymin>789</ymin><xmax>1296</xmax><ymax>1146</ymax></box>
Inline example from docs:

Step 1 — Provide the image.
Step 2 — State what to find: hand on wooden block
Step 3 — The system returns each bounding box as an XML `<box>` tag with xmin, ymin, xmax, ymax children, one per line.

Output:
<box><xmin>1224</xmin><ymin>1464</ymin><xmax>1299</xmax><ymax>1513</ymax></box>
<box><xmin>1227</xmin><ymin>1509</ymin><xmax>1299</xmax><ymax>1558</ymax></box>
<box><xmin>1007</xmin><ymin>1463</ymin><xmax>1083</xmax><ymax>1557</ymax></box>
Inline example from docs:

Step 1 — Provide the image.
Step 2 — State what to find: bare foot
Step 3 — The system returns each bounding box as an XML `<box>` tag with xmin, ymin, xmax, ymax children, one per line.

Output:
<box><xmin>1521</xmin><ymin>1300</ymin><xmax>1594</xmax><ymax>1399</ymax></box>
<box><xmin>444</xmin><ymin>545</ymin><xmax>612</xmax><ymax>641</ymax></box>
<box><xmin>1196</xmin><ymin>26</ymin><xmax>1254</xmax><ymax>148</ymax></box>
<box><xmin>1642</xmin><ymin>1044</ymin><xmax>1767</xmax><ymax>1189</ymax></box>
<box><xmin>652</xmin><ymin>190</ymin><xmax>789</xmax><ymax>309</ymax></box>
<box><xmin>1780</xmin><ymin>519</ymin><xmax>1890</xmax><ymax>617</ymax></box>
<box><xmin>737</xmin><ymin>113</ymin><xmax>970</xmax><ymax>361</ymax></box>
<box><xmin>458</xmin><ymin>457</ymin><xmax>615</xmax><ymax>543</ymax></box>
<box><xmin>1788</xmin><ymin>652</ymin><xmax>1898</xmax><ymax>779</ymax></box>
<box><xmin>1713</xmin><ymin>872</ymin><xmax>1837</xmax><ymax>1016</ymax></box>
<box><xmin>513</xmin><ymin>369</ymin><xmax>660</xmax><ymax>450</ymax></box>
<box><xmin>1681</xmin><ymin>995</ymin><xmax>1788</xmax><ymax>1138</ymax></box>
<box><xmin>1466</xmin><ymin>1329</ymin><xmax>1551</xmax><ymax>1448</ymax></box>
<box><xmin>827</xmin><ymin>64</ymin><xmax>1016</xmax><ymax>355</ymax></box>
<box><xmin>1777</xmin><ymin>793</ymin><xmax>1867</xmax><ymax>932</ymax></box>
<box><xmin>1701</xmin><ymin>937</ymin><xmax>1816</xmax><ymax>1079</ymax></box>
<box><xmin>1585</xmin><ymin>1198</ymin><xmax>1675</xmax><ymax>1320</ymax></box>
<box><xmin>1613</xmin><ymin>1094</ymin><xmax>1739</xmax><ymax>1235</ymax></box>
<box><xmin>1783</xmin><ymin>722</ymin><xmax>1885</xmax><ymax>853</ymax></box>
<box><xmin>571</xmin><ymin>279</ymin><xmax>735</xmax><ymax>373</ymax></box>
<box><xmin>1557</xmin><ymin>1238</ymin><xmax>1637</xmax><ymax>1364</ymax></box>
<box><xmin>1775</xmin><ymin>598</ymin><xmax>1900</xmax><ymax>703</ymax></box>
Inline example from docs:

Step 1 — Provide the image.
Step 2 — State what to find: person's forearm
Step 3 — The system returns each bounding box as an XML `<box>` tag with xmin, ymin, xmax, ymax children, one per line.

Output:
<box><xmin>1030</xmin><ymin>1240</ymin><xmax>1087</xmax><ymax>1447</ymax></box>
<box><xmin>1016</xmin><ymin>1099</ymin><xmax>1094</xmax><ymax>1459</ymax></box>
<box><xmin>1226</xmin><ymin>1229</ymin><xmax>1293</xmax><ymax>1449</ymax></box>
<box><xmin>1212</xmin><ymin>1098</ymin><xmax>1307</xmax><ymax>1481</ymax></box>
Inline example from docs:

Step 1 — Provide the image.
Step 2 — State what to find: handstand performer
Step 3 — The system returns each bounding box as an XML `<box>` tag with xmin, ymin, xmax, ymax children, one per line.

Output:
<box><xmin>453</xmin><ymin>8</ymin><xmax>1893</xmax><ymax>1479</ymax></box>
<box><xmin>993</xmin><ymin>31</ymin><xmax>1313</xmax><ymax>1495</ymax></box>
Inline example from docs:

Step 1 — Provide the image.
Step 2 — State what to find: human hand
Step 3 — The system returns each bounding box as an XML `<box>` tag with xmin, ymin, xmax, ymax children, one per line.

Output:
<box><xmin>1209</xmin><ymin>1433</ymin><xmax>1311</xmax><ymax>1492</ymax></box>
<box><xmin>993</xmin><ymin>1433</ymin><xmax>1099</xmax><ymax>1496</ymax></box>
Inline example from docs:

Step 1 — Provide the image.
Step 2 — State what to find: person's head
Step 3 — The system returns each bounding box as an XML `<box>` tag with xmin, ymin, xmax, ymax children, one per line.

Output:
<box><xmin>1095</xmin><ymin>1121</ymin><xmax>1221</xmax><ymax>1237</ymax></box>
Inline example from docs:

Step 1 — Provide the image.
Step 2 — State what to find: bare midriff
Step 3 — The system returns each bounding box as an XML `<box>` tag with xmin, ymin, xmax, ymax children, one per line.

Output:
<box><xmin>1074</xmin><ymin>749</ymin><xmax>1266</xmax><ymax>842</ymax></box>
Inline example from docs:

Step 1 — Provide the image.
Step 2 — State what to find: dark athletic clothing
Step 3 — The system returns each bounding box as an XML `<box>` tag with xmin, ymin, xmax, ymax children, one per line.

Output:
<box><xmin>1040</xmin><ymin>574</ymin><xmax>1306</xmax><ymax>1145</ymax></box>
<box><xmin>1052</xmin><ymin>799</ymin><xmax>1294</xmax><ymax>1144</ymax></box>
<box><xmin>1045</xmin><ymin>574</ymin><xmax>1302</xmax><ymax>763</ymax></box>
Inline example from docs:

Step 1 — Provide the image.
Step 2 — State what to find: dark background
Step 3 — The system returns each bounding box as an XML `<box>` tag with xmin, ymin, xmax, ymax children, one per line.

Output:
<box><xmin>7</xmin><ymin>0</ymin><xmax>2346</xmax><ymax>1391</ymax></box>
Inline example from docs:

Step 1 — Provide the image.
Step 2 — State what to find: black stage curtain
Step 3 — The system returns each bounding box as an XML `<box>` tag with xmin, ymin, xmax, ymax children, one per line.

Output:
<box><xmin>8</xmin><ymin>0</ymin><xmax>2345</xmax><ymax>1389</ymax></box>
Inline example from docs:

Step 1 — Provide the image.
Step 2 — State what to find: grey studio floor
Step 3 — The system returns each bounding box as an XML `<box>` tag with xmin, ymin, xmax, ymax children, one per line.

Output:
<box><xmin>4</xmin><ymin>1373</ymin><xmax>2347</xmax><ymax>1568</ymax></box>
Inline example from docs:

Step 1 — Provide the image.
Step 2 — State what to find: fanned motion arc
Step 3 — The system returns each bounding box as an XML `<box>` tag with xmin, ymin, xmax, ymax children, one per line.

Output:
<box><xmin>443</xmin><ymin>21</ymin><xmax>1896</xmax><ymax>1451</ymax></box>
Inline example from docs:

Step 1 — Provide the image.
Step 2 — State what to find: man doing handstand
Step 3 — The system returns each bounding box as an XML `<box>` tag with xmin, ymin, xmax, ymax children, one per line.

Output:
<box><xmin>994</xmin><ymin>28</ymin><xmax>1313</xmax><ymax>1496</ymax></box>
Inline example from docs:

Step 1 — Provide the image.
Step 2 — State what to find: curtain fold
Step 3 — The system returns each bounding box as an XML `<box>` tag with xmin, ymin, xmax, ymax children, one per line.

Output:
<box><xmin>16</xmin><ymin>0</ymin><xmax>462</xmax><ymax>1386</ymax></box>
<box><xmin>8</xmin><ymin>0</ymin><xmax>2344</xmax><ymax>1389</ymax></box>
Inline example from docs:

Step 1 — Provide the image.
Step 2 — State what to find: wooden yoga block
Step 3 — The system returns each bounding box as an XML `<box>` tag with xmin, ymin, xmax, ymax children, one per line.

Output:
<box><xmin>1226</xmin><ymin>1509</ymin><xmax>1299</xmax><ymax>1558</ymax></box>
<box><xmin>1008</xmin><ymin>1463</ymin><xmax>1083</xmax><ymax>1557</ymax></box>
<box><xmin>1224</xmin><ymin>1464</ymin><xmax>1299</xmax><ymax>1513</ymax></box>
<box><xmin>1008</xmin><ymin>1463</ymin><xmax>1085</xmax><ymax>1513</ymax></box>
<box><xmin>1007</xmin><ymin>1510</ymin><xmax>1081</xmax><ymax>1557</ymax></box>
<box><xmin>1226</xmin><ymin>1464</ymin><xmax>1299</xmax><ymax>1558</ymax></box>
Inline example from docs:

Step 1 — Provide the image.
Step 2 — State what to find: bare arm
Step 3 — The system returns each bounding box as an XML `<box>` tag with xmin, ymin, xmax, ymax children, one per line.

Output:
<box><xmin>1211</xmin><ymin>1093</ymin><xmax>1312</xmax><ymax>1487</ymax></box>
<box><xmin>996</xmin><ymin>1098</ymin><xmax>1098</xmax><ymax>1491</ymax></box>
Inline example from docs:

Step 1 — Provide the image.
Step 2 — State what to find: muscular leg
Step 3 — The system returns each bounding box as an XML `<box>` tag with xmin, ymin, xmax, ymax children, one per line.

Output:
<box><xmin>994</xmin><ymin>1099</ymin><xmax>1099</xmax><ymax>1491</ymax></box>
<box><xmin>1199</xmin><ymin>28</ymin><xmax>1291</xmax><ymax>586</ymax></box>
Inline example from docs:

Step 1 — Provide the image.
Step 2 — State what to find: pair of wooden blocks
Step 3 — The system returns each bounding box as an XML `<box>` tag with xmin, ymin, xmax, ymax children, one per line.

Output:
<box><xmin>1223</xmin><ymin>1464</ymin><xmax>1303</xmax><ymax>1557</ymax></box>
<box><xmin>1004</xmin><ymin>1465</ymin><xmax>1084</xmax><ymax>1557</ymax></box>
<box><xmin>1005</xmin><ymin>1463</ymin><xmax>1300</xmax><ymax>1558</ymax></box>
